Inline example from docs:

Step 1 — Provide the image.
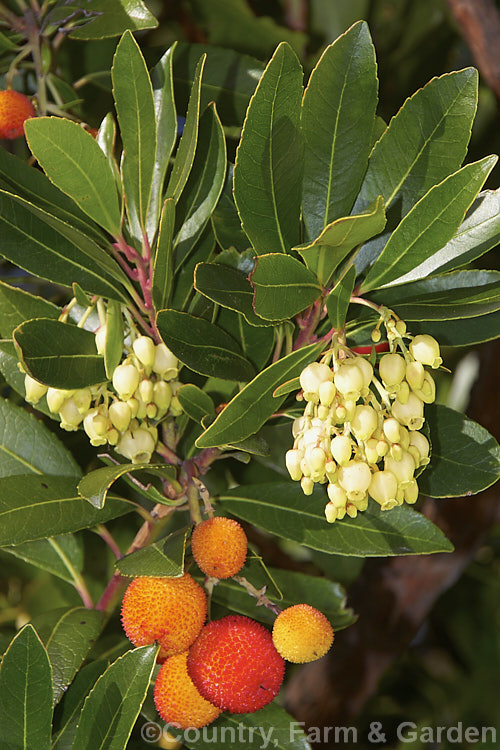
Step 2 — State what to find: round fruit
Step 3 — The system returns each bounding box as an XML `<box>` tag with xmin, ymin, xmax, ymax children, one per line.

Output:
<box><xmin>121</xmin><ymin>573</ymin><xmax>206</xmax><ymax>659</ymax></box>
<box><xmin>154</xmin><ymin>651</ymin><xmax>221</xmax><ymax>729</ymax></box>
<box><xmin>0</xmin><ymin>90</ymin><xmax>35</xmax><ymax>139</ymax></box>
<box><xmin>272</xmin><ymin>603</ymin><xmax>334</xmax><ymax>663</ymax></box>
<box><xmin>187</xmin><ymin>614</ymin><xmax>285</xmax><ymax>713</ymax></box>
<box><xmin>191</xmin><ymin>516</ymin><xmax>247</xmax><ymax>579</ymax></box>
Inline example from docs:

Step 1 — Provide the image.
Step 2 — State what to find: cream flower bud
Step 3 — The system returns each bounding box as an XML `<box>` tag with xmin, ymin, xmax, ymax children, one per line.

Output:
<box><xmin>24</xmin><ymin>375</ymin><xmax>48</xmax><ymax>404</ymax></box>
<box><xmin>319</xmin><ymin>380</ymin><xmax>336</xmax><ymax>407</ymax></box>
<box><xmin>405</xmin><ymin>360</ymin><xmax>425</xmax><ymax>391</ymax></box>
<box><xmin>115</xmin><ymin>428</ymin><xmax>156</xmax><ymax>463</ymax></box>
<box><xmin>133</xmin><ymin>336</ymin><xmax>155</xmax><ymax>368</ymax></box>
<box><xmin>335</xmin><ymin>404</ymin><xmax>347</xmax><ymax>422</ymax></box>
<box><xmin>330</xmin><ymin>434</ymin><xmax>352</xmax><ymax>465</ymax></box>
<box><xmin>398</xmin><ymin>425</ymin><xmax>410</xmax><ymax>450</ymax></box>
<box><xmin>364</xmin><ymin>438</ymin><xmax>380</xmax><ymax>465</ymax></box>
<box><xmin>135</xmin><ymin>398</ymin><xmax>147</xmax><ymax>419</ymax></box>
<box><xmin>342</xmin><ymin>399</ymin><xmax>357</xmax><ymax>422</ymax></box>
<box><xmin>383</xmin><ymin>417</ymin><xmax>400</xmax><ymax>444</ymax></box>
<box><xmin>409</xmin><ymin>334</ymin><xmax>442</xmax><ymax>369</ymax></box>
<box><xmin>46</xmin><ymin>388</ymin><xmax>73</xmax><ymax>413</ymax></box>
<box><xmin>352</xmin><ymin>356</ymin><xmax>373</xmax><ymax>389</ymax></box>
<box><xmin>286</xmin><ymin>449</ymin><xmax>303</xmax><ymax>481</ymax></box>
<box><xmin>73</xmin><ymin>388</ymin><xmax>92</xmax><ymax>415</ymax></box>
<box><xmin>153</xmin><ymin>381</ymin><xmax>172</xmax><ymax>411</ymax></box>
<box><xmin>325</xmin><ymin>502</ymin><xmax>338</xmax><ymax>523</ymax></box>
<box><xmin>95</xmin><ymin>325</ymin><xmax>106</xmax><ymax>355</ymax></box>
<box><xmin>109</xmin><ymin>401</ymin><xmax>132</xmax><ymax>432</ymax></box>
<box><xmin>83</xmin><ymin>407</ymin><xmax>110</xmax><ymax>446</ymax></box>
<box><xmin>412</xmin><ymin>371</ymin><xmax>436</xmax><ymax>404</ymax></box>
<box><xmin>391</xmin><ymin>392</ymin><xmax>424</xmax><ymax>430</ymax></box>
<box><xmin>292</xmin><ymin>416</ymin><xmax>310</xmax><ymax>438</ymax></box>
<box><xmin>351</xmin><ymin>404</ymin><xmax>378</xmax><ymax>441</ymax></box>
<box><xmin>369</xmin><ymin>470</ymin><xmax>398</xmax><ymax>510</ymax></box>
<box><xmin>404</xmin><ymin>479</ymin><xmax>419</xmax><ymax>504</ymax></box>
<box><xmin>112</xmin><ymin>363</ymin><xmax>140</xmax><ymax>401</ymax></box>
<box><xmin>379</xmin><ymin>353</ymin><xmax>406</xmax><ymax>387</ymax></box>
<box><xmin>397</xmin><ymin>380</ymin><xmax>410</xmax><ymax>404</ymax></box>
<box><xmin>300</xmin><ymin>458</ymin><xmax>310</xmax><ymax>477</ymax></box>
<box><xmin>350</xmin><ymin>493</ymin><xmax>369</xmax><ymax>512</ymax></box>
<box><xmin>300</xmin><ymin>476</ymin><xmax>314</xmax><ymax>495</ymax></box>
<box><xmin>308</xmin><ymin>446</ymin><xmax>327</xmax><ymax>473</ymax></box>
<box><xmin>327</xmin><ymin>482</ymin><xmax>347</xmax><ymax>508</ymax></box>
<box><xmin>334</xmin><ymin>361</ymin><xmax>364</xmax><ymax>400</ymax></box>
<box><xmin>391</xmin><ymin>443</ymin><xmax>403</xmax><ymax>461</ymax></box>
<box><xmin>126</xmin><ymin>397</ymin><xmax>139</xmax><ymax>418</ymax></box>
<box><xmin>299</xmin><ymin>362</ymin><xmax>333</xmax><ymax>401</ymax></box>
<box><xmin>59</xmin><ymin>397</ymin><xmax>84</xmax><ymax>431</ymax></box>
<box><xmin>169</xmin><ymin>395</ymin><xmax>183</xmax><ymax>416</ymax></box>
<box><xmin>153</xmin><ymin>343</ymin><xmax>178</xmax><ymax>380</ymax></box>
<box><xmin>325</xmin><ymin>461</ymin><xmax>337</xmax><ymax>482</ymax></box>
<box><xmin>409</xmin><ymin>431</ymin><xmax>430</xmax><ymax>466</ymax></box>
<box><xmin>384</xmin><ymin>452</ymin><xmax>416</xmax><ymax>488</ymax></box>
<box><xmin>146</xmin><ymin>403</ymin><xmax>157</xmax><ymax>419</ymax></box>
<box><xmin>338</xmin><ymin>460</ymin><xmax>372</xmax><ymax>501</ymax></box>
<box><xmin>106</xmin><ymin>428</ymin><xmax>119</xmax><ymax>446</ymax></box>
<box><xmin>138</xmin><ymin>379</ymin><xmax>154</xmax><ymax>404</ymax></box>
<box><xmin>376</xmin><ymin>439</ymin><xmax>389</xmax><ymax>457</ymax></box>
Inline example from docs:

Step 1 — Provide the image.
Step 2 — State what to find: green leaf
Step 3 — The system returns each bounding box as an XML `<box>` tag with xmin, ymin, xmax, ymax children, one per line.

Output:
<box><xmin>211</xmin><ymin>166</ymin><xmax>250</xmax><ymax>252</ymax></box>
<box><xmin>25</xmin><ymin>118</ymin><xmax>122</xmax><ymax>236</ymax></box>
<box><xmin>361</xmin><ymin>156</ymin><xmax>497</xmax><ymax>292</ymax></box>
<box><xmin>148</xmin><ymin>44</ymin><xmax>178</xmax><ymax>237</ymax></box>
<box><xmin>215</xmin><ymin>306</ymin><xmax>275</xmax><ymax>371</ymax></box>
<box><xmin>326</xmin><ymin>266</ymin><xmax>356</xmax><ymax>330</ymax></box>
<box><xmin>167</xmin><ymin>55</ymin><xmax>206</xmax><ymax>202</ymax></box>
<box><xmin>370</xmin><ymin>270</ymin><xmax>500</xmax><ymax>320</ymax></box>
<box><xmin>0</xmin><ymin>399</ymin><xmax>81</xmax><ymax>478</ymax></box>
<box><xmin>0</xmin><ymin>624</ymin><xmax>52</xmax><ymax>750</ymax></box>
<box><xmin>419</xmin><ymin>404</ymin><xmax>500</xmax><ymax>498</ymax></box>
<box><xmin>234</xmin><ymin>42</ymin><xmax>303</xmax><ymax>253</ymax></box>
<box><xmin>174</xmin><ymin>103</ymin><xmax>227</xmax><ymax>267</ymax></box>
<box><xmin>0</xmin><ymin>191</ymin><xmax>128</xmax><ymax>301</ymax></box>
<box><xmin>177</xmin><ymin>384</ymin><xmax>215</xmax><ymax>423</ymax></box>
<box><xmin>297</xmin><ymin>196</ymin><xmax>386</xmax><ymax>284</ymax></box>
<box><xmin>52</xmin><ymin>660</ymin><xmax>108</xmax><ymax>750</ymax></box>
<box><xmin>72</xmin><ymin>645</ymin><xmax>158</xmax><ymax>750</ymax></box>
<box><xmin>103</xmin><ymin>300</ymin><xmax>123</xmax><ymax>379</ymax></box>
<box><xmin>273</xmin><ymin>377</ymin><xmax>300</xmax><ymax>398</ymax></box>
<box><xmin>152</xmin><ymin>198</ymin><xmax>175</xmax><ymax>312</ymax></box>
<box><xmin>78</xmin><ymin>463</ymin><xmax>170</xmax><ymax>509</ymax></box>
<box><xmin>219</xmin><ymin>482</ymin><xmax>453</xmax><ymax>556</ymax></box>
<box><xmin>301</xmin><ymin>21</ymin><xmax>378</xmax><ymax>239</ymax></box>
<box><xmin>157</xmin><ymin>309</ymin><xmax>256</xmax><ymax>381</ymax></box>
<box><xmin>112</xmin><ymin>30</ymin><xmax>156</xmax><ymax>229</ymax></box>
<box><xmin>409</xmin><ymin>310</ymin><xmax>500</xmax><ymax>347</ymax></box>
<box><xmin>196</xmin><ymin>342</ymin><xmax>324</xmax><ymax>448</ymax></box>
<box><xmin>32</xmin><ymin>607</ymin><xmax>104</xmax><ymax>705</ymax></box>
<box><xmin>0</xmin><ymin>280</ymin><xmax>59</xmax><ymax>338</ymax></box>
<box><xmin>66</xmin><ymin>0</ymin><xmax>158</xmax><ymax>40</ymax></box>
<box><xmin>171</xmin><ymin>224</ymin><xmax>216</xmax><ymax>311</ymax></box>
<box><xmin>0</xmin><ymin>340</ymin><xmax>55</xmax><ymax>417</ymax></box>
<box><xmin>14</xmin><ymin>318</ymin><xmax>106</xmax><ymax>389</ymax></box>
<box><xmin>195</xmin><ymin>262</ymin><xmax>272</xmax><ymax>327</ymax></box>
<box><xmin>223</xmin><ymin>433</ymin><xmax>271</xmax><ymax>456</ymax></box>
<box><xmin>250</xmin><ymin>253</ymin><xmax>322</xmax><ymax>321</ymax></box>
<box><xmin>116</xmin><ymin>529</ymin><xmax>188</xmax><ymax>577</ymax></box>
<box><xmin>0</xmin><ymin>474</ymin><xmax>132</xmax><ymax>546</ymax></box>
<box><xmin>1</xmin><ymin>533</ymin><xmax>83</xmax><ymax>584</ymax></box>
<box><xmin>355</xmin><ymin>68</ymin><xmax>478</xmax><ymax>215</ymax></box>
<box><xmin>96</xmin><ymin>113</ymin><xmax>116</xmax><ymax>158</ymax></box>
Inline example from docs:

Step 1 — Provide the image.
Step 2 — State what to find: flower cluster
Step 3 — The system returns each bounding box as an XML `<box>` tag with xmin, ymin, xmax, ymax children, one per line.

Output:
<box><xmin>286</xmin><ymin>328</ymin><xmax>442</xmax><ymax>523</ymax></box>
<box><xmin>24</xmin><ymin>333</ymin><xmax>182</xmax><ymax>464</ymax></box>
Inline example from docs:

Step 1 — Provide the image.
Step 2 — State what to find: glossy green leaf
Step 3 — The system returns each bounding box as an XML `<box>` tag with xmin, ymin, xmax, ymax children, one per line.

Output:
<box><xmin>219</xmin><ymin>482</ymin><xmax>453</xmax><ymax>556</ymax></box>
<box><xmin>52</xmin><ymin>660</ymin><xmax>108</xmax><ymax>750</ymax></box>
<box><xmin>361</xmin><ymin>156</ymin><xmax>497</xmax><ymax>292</ymax></box>
<box><xmin>0</xmin><ymin>340</ymin><xmax>56</xmax><ymax>419</ymax></box>
<box><xmin>0</xmin><ymin>624</ymin><xmax>52</xmax><ymax>750</ymax></box>
<box><xmin>177</xmin><ymin>384</ymin><xmax>215</xmax><ymax>423</ymax></box>
<box><xmin>419</xmin><ymin>404</ymin><xmax>500</xmax><ymax>498</ymax></box>
<box><xmin>370</xmin><ymin>270</ymin><xmax>500</xmax><ymax>320</ymax></box>
<box><xmin>0</xmin><ymin>399</ymin><xmax>80</xmax><ymax>478</ymax></box>
<box><xmin>409</xmin><ymin>310</ymin><xmax>500</xmax><ymax>347</ymax></box>
<box><xmin>14</xmin><ymin>318</ymin><xmax>106</xmax><ymax>389</ymax></box>
<box><xmin>103</xmin><ymin>300</ymin><xmax>123</xmax><ymax>379</ymax></box>
<box><xmin>0</xmin><ymin>474</ymin><xmax>132</xmax><ymax>546</ymax></box>
<box><xmin>116</xmin><ymin>529</ymin><xmax>188</xmax><ymax>577</ymax></box>
<box><xmin>96</xmin><ymin>113</ymin><xmax>116</xmax><ymax>158</ymax></box>
<box><xmin>273</xmin><ymin>377</ymin><xmax>300</xmax><ymax>398</ymax></box>
<box><xmin>297</xmin><ymin>196</ymin><xmax>386</xmax><ymax>284</ymax></box>
<box><xmin>355</xmin><ymin>68</ymin><xmax>478</xmax><ymax>215</ymax></box>
<box><xmin>157</xmin><ymin>309</ymin><xmax>256</xmax><ymax>381</ymax></box>
<box><xmin>326</xmin><ymin>266</ymin><xmax>357</xmax><ymax>330</ymax></box>
<box><xmin>234</xmin><ymin>42</ymin><xmax>303</xmax><ymax>253</ymax></box>
<box><xmin>152</xmin><ymin>198</ymin><xmax>175</xmax><ymax>312</ymax></box>
<box><xmin>250</xmin><ymin>253</ymin><xmax>322</xmax><ymax>321</ymax></box>
<box><xmin>78</xmin><ymin>462</ymin><xmax>170</xmax><ymax>509</ymax></box>
<box><xmin>33</xmin><ymin>607</ymin><xmax>104</xmax><ymax>705</ymax></box>
<box><xmin>174</xmin><ymin>103</ymin><xmax>227</xmax><ymax>267</ymax></box>
<box><xmin>72</xmin><ymin>283</ymin><xmax>91</xmax><ymax>307</ymax></box>
<box><xmin>302</xmin><ymin>21</ymin><xmax>378</xmax><ymax>239</ymax></box>
<box><xmin>72</xmin><ymin>645</ymin><xmax>158</xmax><ymax>750</ymax></box>
<box><xmin>215</xmin><ymin>306</ymin><xmax>275</xmax><ymax>371</ymax></box>
<box><xmin>223</xmin><ymin>433</ymin><xmax>271</xmax><ymax>456</ymax></box>
<box><xmin>167</xmin><ymin>55</ymin><xmax>206</xmax><ymax>203</ymax></box>
<box><xmin>1</xmin><ymin>533</ymin><xmax>83</xmax><ymax>584</ymax></box>
<box><xmin>196</xmin><ymin>342</ymin><xmax>324</xmax><ymax>448</ymax></box>
<box><xmin>25</xmin><ymin>118</ymin><xmax>122</xmax><ymax>236</ymax></box>
<box><xmin>171</xmin><ymin>224</ymin><xmax>216</xmax><ymax>311</ymax></box>
<box><xmin>195</xmin><ymin>262</ymin><xmax>271</xmax><ymax>327</ymax></box>
<box><xmin>66</xmin><ymin>0</ymin><xmax>158</xmax><ymax>39</ymax></box>
<box><xmin>0</xmin><ymin>191</ymin><xmax>128</xmax><ymax>301</ymax></box>
<box><xmin>0</xmin><ymin>280</ymin><xmax>59</xmax><ymax>338</ymax></box>
<box><xmin>148</xmin><ymin>44</ymin><xmax>177</xmax><ymax>237</ymax></box>
<box><xmin>112</xmin><ymin>31</ymin><xmax>156</xmax><ymax>228</ymax></box>
<box><xmin>211</xmin><ymin>166</ymin><xmax>250</xmax><ymax>252</ymax></box>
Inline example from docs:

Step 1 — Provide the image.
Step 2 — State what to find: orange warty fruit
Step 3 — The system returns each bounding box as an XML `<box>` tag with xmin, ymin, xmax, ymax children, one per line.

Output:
<box><xmin>272</xmin><ymin>603</ymin><xmax>334</xmax><ymax>663</ymax></box>
<box><xmin>191</xmin><ymin>516</ymin><xmax>247</xmax><ymax>579</ymax></box>
<box><xmin>0</xmin><ymin>90</ymin><xmax>35</xmax><ymax>139</ymax></box>
<box><xmin>187</xmin><ymin>614</ymin><xmax>285</xmax><ymax>713</ymax></box>
<box><xmin>121</xmin><ymin>573</ymin><xmax>206</xmax><ymax>659</ymax></box>
<box><xmin>154</xmin><ymin>651</ymin><xmax>221</xmax><ymax>729</ymax></box>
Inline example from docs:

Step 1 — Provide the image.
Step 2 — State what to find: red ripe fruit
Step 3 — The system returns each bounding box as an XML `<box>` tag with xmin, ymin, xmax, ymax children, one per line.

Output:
<box><xmin>191</xmin><ymin>516</ymin><xmax>247</xmax><ymax>579</ymax></box>
<box><xmin>0</xmin><ymin>90</ymin><xmax>35</xmax><ymax>139</ymax></box>
<box><xmin>187</xmin><ymin>614</ymin><xmax>285</xmax><ymax>714</ymax></box>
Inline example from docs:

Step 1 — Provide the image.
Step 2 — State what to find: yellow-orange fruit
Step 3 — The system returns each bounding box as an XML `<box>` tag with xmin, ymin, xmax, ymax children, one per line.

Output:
<box><xmin>191</xmin><ymin>516</ymin><xmax>247</xmax><ymax>579</ymax></box>
<box><xmin>154</xmin><ymin>651</ymin><xmax>221</xmax><ymax>729</ymax></box>
<box><xmin>121</xmin><ymin>574</ymin><xmax>206</xmax><ymax>659</ymax></box>
<box><xmin>0</xmin><ymin>90</ymin><xmax>35</xmax><ymax>139</ymax></box>
<box><xmin>272</xmin><ymin>603</ymin><xmax>334</xmax><ymax>663</ymax></box>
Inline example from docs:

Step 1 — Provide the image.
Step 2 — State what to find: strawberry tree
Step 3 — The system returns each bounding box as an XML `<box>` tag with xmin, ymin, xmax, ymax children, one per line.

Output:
<box><xmin>0</xmin><ymin>8</ymin><xmax>499</xmax><ymax>750</ymax></box>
